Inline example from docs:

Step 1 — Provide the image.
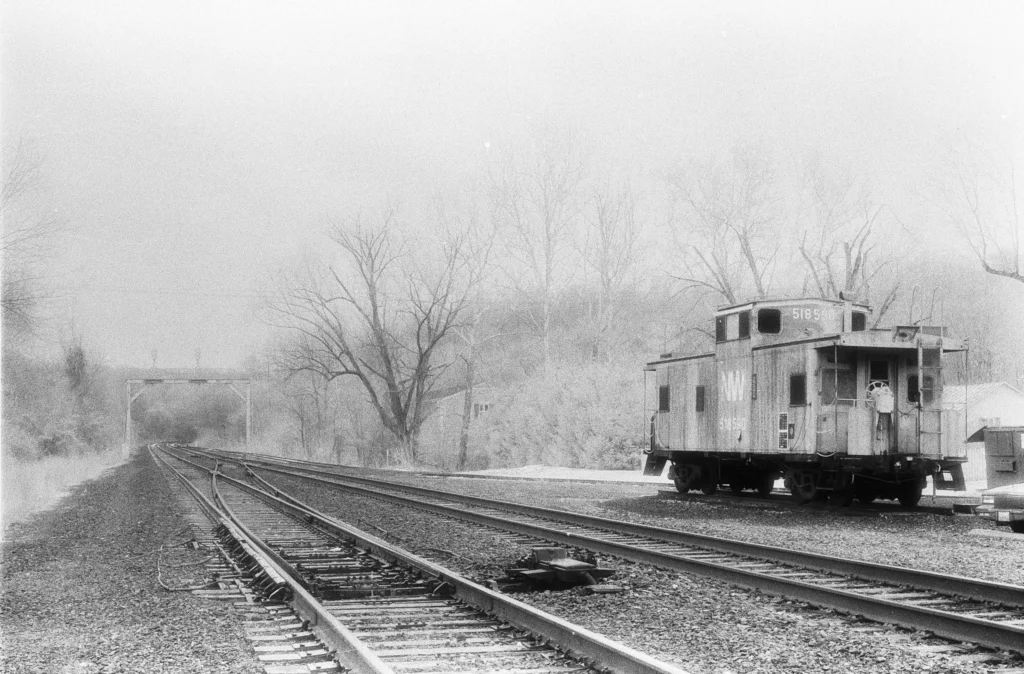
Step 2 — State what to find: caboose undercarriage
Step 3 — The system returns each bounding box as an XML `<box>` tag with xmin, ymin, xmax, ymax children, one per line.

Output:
<box><xmin>644</xmin><ymin>450</ymin><xmax>967</xmax><ymax>507</ymax></box>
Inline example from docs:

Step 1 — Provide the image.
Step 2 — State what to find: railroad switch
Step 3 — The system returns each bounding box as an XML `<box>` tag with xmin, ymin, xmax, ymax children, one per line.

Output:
<box><xmin>491</xmin><ymin>547</ymin><xmax>622</xmax><ymax>593</ymax></box>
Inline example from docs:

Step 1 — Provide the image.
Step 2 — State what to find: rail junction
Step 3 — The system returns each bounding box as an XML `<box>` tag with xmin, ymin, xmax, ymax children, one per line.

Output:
<box><xmin>151</xmin><ymin>444</ymin><xmax>689</xmax><ymax>674</ymax></box>
<box><xmin>186</xmin><ymin>446</ymin><xmax>1024</xmax><ymax>660</ymax></box>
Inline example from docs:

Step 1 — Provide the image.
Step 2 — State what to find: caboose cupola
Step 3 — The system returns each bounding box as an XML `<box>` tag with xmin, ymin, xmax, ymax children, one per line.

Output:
<box><xmin>714</xmin><ymin>298</ymin><xmax>871</xmax><ymax>349</ymax></box>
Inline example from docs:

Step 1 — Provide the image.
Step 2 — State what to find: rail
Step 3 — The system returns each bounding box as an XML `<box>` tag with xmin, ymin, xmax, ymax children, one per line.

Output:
<box><xmin>194</xmin><ymin>448</ymin><xmax>1024</xmax><ymax>653</ymax></box>
<box><xmin>158</xmin><ymin>445</ymin><xmax>691</xmax><ymax>674</ymax></box>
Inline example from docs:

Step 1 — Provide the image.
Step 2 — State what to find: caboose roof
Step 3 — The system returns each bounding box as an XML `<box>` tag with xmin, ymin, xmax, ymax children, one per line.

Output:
<box><xmin>645</xmin><ymin>351</ymin><xmax>714</xmax><ymax>367</ymax></box>
<box><xmin>714</xmin><ymin>297</ymin><xmax>871</xmax><ymax>315</ymax></box>
<box><xmin>647</xmin><ymin>324</ymin><xmax>966</xmax><ymax>366</ymax></box>
<box><xmin>831</xmin><ymin>327</ymin><xmax>968</xmax><ymax>352</ymax></box>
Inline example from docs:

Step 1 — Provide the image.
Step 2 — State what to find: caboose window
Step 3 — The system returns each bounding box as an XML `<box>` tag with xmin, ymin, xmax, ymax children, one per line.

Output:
<box><xmin>716</xmin><ymin>313</ymin><xmax>746</xmax><ymax>341</ymax></box>
<box><xmin>851</xmin><ymin>311</ymin><xmax>867</xmax><ymax>331</ymax></box>
<box><xmin>789</xmin><ymin>374</ymin><xmax>807</xmax><ymax>406</ymax></box>
<box><xmin>822</xmin><ymin>368</ymin><xmax>856</xmax><ymax>404</ymax></box>
<box><xmin>659</xmin><ymin>385</ymin><xmax>670</xmax><ymax>412</ymax></box>
<box><xmin>757</xmin><ymin>309</ymin><xmax>782</xmax><ymax>334</ymax></box>
<box><xmin>695</xmin><ymin>385</ymin><xmax>705</xmax><ymax>412</ymax></box>
<box><xmin>907</xmin><ymin>375</ymin><xmax>935</xmax><ymax>404</ymax></box>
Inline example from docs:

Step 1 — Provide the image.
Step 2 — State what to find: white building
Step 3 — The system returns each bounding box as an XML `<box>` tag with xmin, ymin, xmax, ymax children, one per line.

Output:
<box><xmin>944</xmin><ymin>383</ymin><xmax>1024</xmax><ymax>484</ymax></box>
<box><xmin>418</xmin><ymin>386</ymin><xmax>493</xmax><ymax>469</ymax></box>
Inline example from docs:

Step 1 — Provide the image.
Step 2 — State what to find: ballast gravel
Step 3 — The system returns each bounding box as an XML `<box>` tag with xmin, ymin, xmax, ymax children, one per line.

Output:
<box><xmin>265</xmin><ymin>469</ymin><xmax>1023</xmax><ymax>674</ymax></box>
<box><xmin>381</xmin><ymin>471</ymin><xmax>1024</xmax><ymax>587</ymax></box>
<box><xmin>1</xmin><ymin>450</ymin><xmax>261</xmax><ymax>674</ymax></box>
<box><xmin>5</xmin><ymin>450</ymin><xmax>1022</xmax><ymax>674</ymax></box>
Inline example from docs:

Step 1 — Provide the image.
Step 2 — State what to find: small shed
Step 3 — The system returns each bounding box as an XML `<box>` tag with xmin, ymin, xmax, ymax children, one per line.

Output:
<box><xmin>967</xmin><ymin>427</ymin><xmax>1024</xmax><ymax>489</ymax></box>
<box><xmin>420</xmin><ymin>385</ymin><xmax>494</xmax><ymax>454</ymax></box>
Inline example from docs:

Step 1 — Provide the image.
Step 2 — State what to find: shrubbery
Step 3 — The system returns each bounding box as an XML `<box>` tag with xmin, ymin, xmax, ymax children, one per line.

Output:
<box><xmin>1</xmin><ymin>346</ymin><xmax>121</xmax><ymax>460</ymax></box>
<box><xmin>455</xmin><ymin>361</ymin><xmax>645</xmax><ymax>471</ymax></box>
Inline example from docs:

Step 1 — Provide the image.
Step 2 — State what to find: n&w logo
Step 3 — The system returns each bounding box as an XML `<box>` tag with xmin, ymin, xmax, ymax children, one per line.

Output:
<box><xmin>720</xmin><ymin>370</ymin><xmax>746</xmax><ymax>402</ymax></box>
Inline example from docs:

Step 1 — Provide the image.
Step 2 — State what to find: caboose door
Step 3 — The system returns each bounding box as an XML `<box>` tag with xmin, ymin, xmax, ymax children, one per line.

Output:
<box><xmin>655</xmin><ymin>368</ymin><xmax>671</xmax><ymax>450</ymax></box>
<box><xmin>866</xmin><ymin>356</ymin><xmax>899</xmax><ymax>454</ymax></box>
<box><xmin>818</xmin><ymin>349</ymin><xmax>857</xmax><ymax>454</ymax></box>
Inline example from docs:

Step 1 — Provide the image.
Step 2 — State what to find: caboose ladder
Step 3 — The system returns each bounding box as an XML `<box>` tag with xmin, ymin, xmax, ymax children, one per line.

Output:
<box><xmin>916</xmin><ymin>338</ymin><xmax>943</xmax><ymax>455</ymax></box>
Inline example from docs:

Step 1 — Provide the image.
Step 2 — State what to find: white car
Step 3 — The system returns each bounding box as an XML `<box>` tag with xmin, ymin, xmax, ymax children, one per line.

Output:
<box><xmin>977</xmin><ymin>482</ymin><xmax>1024</xmax><ymax>534</ymax></box>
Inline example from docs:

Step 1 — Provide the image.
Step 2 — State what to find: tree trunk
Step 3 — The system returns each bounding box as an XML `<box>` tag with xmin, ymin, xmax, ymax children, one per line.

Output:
<box><xmin>332</xmin><ymin>434</ymin><xmax>343</xmax><ymax>464</ymax></box>
<box><xmin>542</xmin><ymin>291</ymin><xmax>552</xmax><ymax>371</ymax></box>
<box><xmin>457</xmin><ymin>356</ymin><xmax>475</xmax><ymax>471</ymax></box>
<box><xmin>398</xmin><ymin>430</ymin><xmax>419</xmax><ymax>464</ymax></box>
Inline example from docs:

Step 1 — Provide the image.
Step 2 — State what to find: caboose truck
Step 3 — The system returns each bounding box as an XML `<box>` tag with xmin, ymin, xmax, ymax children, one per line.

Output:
<box><xmin>643</xmin><ymin>297</ymin><xmax>969</xmax><ymax>507</ymax></box>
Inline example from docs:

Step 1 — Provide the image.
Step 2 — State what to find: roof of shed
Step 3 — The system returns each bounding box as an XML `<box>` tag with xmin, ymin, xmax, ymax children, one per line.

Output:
<box><xmin>944</xmin><ymin>382</ymin><xmax>1024</xmax><ymax>406</ymax></box>
<box><xmin>967</xmin><ymin>426</ymin><xmax>1024</xmax><ymax>442</ymax></box>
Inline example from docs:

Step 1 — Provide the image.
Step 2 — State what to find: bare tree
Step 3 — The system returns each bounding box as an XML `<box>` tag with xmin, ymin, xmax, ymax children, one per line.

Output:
<box><xmin>581</xmin><ymin>180</ymin><xmax>642</xmax><ymax>361</ymax></box>
<box><xmin>1</xmin><ymin>139</ymin><xmax>61</xmax><ymax>339</ymax></box>
<box><xmin>278</xmin><ymin>367</ymin><xmax>337</xmax><ymax>457</ymax></box>
<box><xmin>448</xmin><ymin>213</ymin><xmax>501</xmax><ymax>471</ymax></box>
<box><xmin>268</xmin><ymin>209</ymin><xmax>477</xmax><ymax>463</ymax></box>
<box><xmin>797</xmin><ymin>159</ymin><xmax>898</xmax><ymax>324</ymax></box>
<box><xmin>666</xmin><ymin>145</ymin><xmax>780</xmax><ymax>304</ymax></box>
<box><xmin>936</xmin><ymin>141</ymin><xmax>1022</xmax><ymax>284</ymax></box>
<box><xmin>488</xmin><ymin>128</ymin><xmax>586</xmax><ymax>368</ymax></box>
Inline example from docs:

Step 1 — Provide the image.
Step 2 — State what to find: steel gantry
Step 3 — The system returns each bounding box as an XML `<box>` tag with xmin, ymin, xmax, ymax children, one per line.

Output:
<box><xmin>124</xmin><ymin>378</ymin><xmax>252</xmax><ymax>453</ymax></box>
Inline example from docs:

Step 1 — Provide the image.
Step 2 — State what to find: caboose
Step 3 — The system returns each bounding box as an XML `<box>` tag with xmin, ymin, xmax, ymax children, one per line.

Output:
<box><xmin>642</xmin><ymin>297</ymin><xmax>968</xmax><ymax>507</ymax></box>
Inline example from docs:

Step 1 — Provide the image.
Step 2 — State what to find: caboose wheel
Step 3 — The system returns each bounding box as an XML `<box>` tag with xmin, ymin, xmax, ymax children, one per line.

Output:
<box><xmin>701</xmin><ymin>484</ymin><xmax>718</xmax><ymax>496</ymax></box>
<box><xmin>757</xmin><ymin>474</ymin><xmax>775</xmax><ymax>498</ymax></box>
<box><xmin>672</xmin><ymin>476</ymin><xmax>692</xmax><ymax>493</ymax></box>
<box><xmin>854</xmin><ymin>478</ymin><xmax>877</xmax><ymax>504</ymax></box>
<box><xmin>672</xmin><ymin>464</ymin><xmax>699</xmax><ymax>493</ymax></box>
<box><xmin>789</xmin><ymin>471</ymin><xmax>817</xmax><ymax>504</ymax></box>
<box><xmin>791</xmin><ymin>483</ymin><xmax>816</xmax><ymax>503</ymax></box>
<box><xmin>897</xmin><ymin>481</ymin><xmax>923</xmax><ymax>508</ymax></box>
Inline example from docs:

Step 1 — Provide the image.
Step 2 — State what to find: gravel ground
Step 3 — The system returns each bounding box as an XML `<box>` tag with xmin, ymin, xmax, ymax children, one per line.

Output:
<box><xmin>371</xmin><ymin>471</ymin><xmax>1024</xmax><ymax>587</ymax></box>
<box><xmin>5</xmin><ymin>449</ymin><xmax>1018</xmax><ymax>674</ymax></box>
<box><xmin>266</xmin><ymin>471</ymin><xmax>1022</xmax><ymax>674</ymax></box>
<box><xmin>1</xmin><ymin>450</ymin><xmax>261</xmax><ymax>674</ymax></box>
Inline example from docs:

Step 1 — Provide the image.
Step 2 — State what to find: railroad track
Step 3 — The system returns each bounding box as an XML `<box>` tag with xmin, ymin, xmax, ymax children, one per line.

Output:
<box><xmin>152</xmin><ymin>446</ymin><xmax>687</xmax><ymax>674</ymax></box>
<box><xmin>190</xmin><ymin>446</ymin><xmax>1024</xmax><ymax>656</ymax></box>
<box><xmin>208</xmin><ymin>447</ymin><xmax>971</xmax><ymax>516</ymax></box>
<box><xmin>416</xmin><ymin>470</ymin><xmax>971</xmax><ymax>516</ymax></box>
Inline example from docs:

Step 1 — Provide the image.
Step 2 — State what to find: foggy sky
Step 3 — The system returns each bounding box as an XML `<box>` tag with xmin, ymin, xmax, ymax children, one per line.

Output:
<box><xmin>3</xmin><ymin>0</ymin><xmax>1022</xmax><ymax>368</ymax></box>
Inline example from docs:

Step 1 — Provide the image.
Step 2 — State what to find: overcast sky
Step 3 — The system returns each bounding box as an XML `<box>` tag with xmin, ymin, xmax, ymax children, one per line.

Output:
<box><xmin>3</xmin><ymin>1</ymin><xmax>1022</xmax><ymax>368</ymax></box>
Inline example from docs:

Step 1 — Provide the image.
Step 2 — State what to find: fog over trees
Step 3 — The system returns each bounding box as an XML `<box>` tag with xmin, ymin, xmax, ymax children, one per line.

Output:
<box><xmin>248</xmin><ymin>129</ymin><xmax>1024</xmax><ymax>470</ymax></box>
<box><xmin>4</xmin><ymin>124</ymin><xmax>1023</xmax><ymax>470</ymax></box>
<box><xmin>2</xmin><ymin>3</ymin><xmax>1023</xmax><ymax>470</ymax></box>
<box><xmin>935</xmin><ymin>139</ymin><xmax>1023</xmax><ymax>285</ymax></box>
<box><xmin>1</xmin><ymin>141</ymin><xmax>61</xmax><ymax>344</ymax></box>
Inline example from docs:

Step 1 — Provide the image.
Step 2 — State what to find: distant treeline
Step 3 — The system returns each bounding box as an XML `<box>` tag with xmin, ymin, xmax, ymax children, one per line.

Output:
<box><xmin>3</xmin><ymin>134</ymin><xmax>1021</xmax><ymax>469</ymax></box>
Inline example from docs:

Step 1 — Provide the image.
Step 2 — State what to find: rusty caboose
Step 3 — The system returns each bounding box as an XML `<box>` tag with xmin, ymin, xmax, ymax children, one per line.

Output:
<box><xmin>642</xmin><ymin>297</ymin><xmax>968</xmax><ymax>506</ymax></box>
